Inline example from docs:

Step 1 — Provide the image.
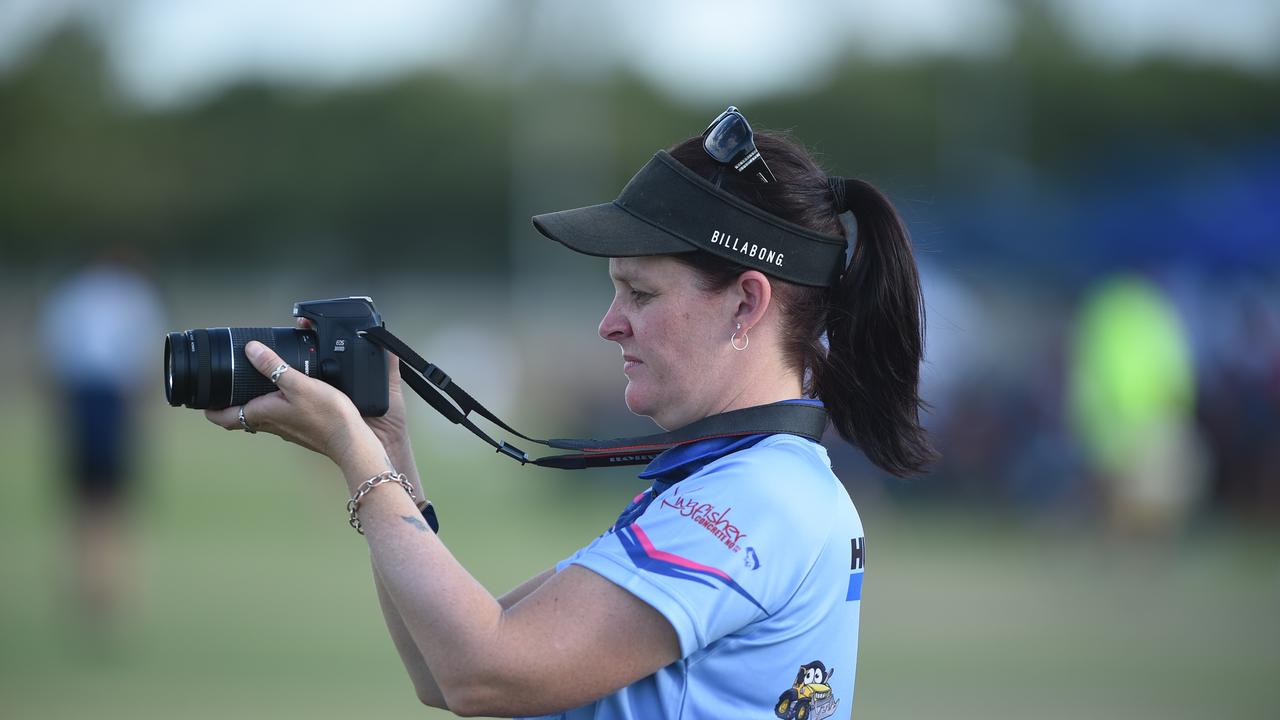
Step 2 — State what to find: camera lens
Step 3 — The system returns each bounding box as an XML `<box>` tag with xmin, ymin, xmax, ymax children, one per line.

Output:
<box><xmin>164</xmin><ymin>327</ymin><xmax>319</xmax><ymax>409</ymax></box>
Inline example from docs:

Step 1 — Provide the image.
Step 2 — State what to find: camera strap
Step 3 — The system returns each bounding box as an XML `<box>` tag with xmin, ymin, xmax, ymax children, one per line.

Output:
<box><xmin>358</xmin><ymin>325</ymin><xmax>829</xmax><ymax>470</ymax></box>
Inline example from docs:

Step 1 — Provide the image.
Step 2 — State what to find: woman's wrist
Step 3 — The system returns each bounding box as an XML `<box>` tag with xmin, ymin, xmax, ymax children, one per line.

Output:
<box><xmin>383</xmin><ymin>437</ymin><xmax>424</xmax><ymax>497</ymax></box>
<box><xmin>338</xmin><ymin>422</ymin><xmax>393</xmax><ymax>490</ymax></box>
<box><xmin>381</xmin><ymin>434</ymin><xmax>412</xmax><ymax>468</ymax></box>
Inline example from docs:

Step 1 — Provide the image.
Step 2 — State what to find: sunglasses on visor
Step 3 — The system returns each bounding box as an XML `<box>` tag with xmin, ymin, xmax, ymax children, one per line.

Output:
<box><xmin>702</xmin><ymin>106</ymin><xmax>777</xmax><ymax>185</ymax></box>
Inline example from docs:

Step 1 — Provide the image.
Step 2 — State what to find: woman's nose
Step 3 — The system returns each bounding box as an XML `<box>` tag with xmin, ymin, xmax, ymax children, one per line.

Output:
<box><xmin>598</xmin><ymin>299</ymin><xmax>630</xmax><ymax>342</ymax></box>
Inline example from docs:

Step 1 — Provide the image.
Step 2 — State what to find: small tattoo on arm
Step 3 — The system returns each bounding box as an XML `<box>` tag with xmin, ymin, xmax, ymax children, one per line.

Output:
<box><xmin>400</xmin><ymin>515</ymin><xmax>429</xmax><ymax>532</ymax></box>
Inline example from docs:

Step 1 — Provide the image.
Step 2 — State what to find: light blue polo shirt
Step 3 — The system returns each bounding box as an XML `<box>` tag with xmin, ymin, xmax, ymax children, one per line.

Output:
<box><xmin>525</xmin><ymin>413</ymin><xmax>865</xmax><ymax>720</ymax></box>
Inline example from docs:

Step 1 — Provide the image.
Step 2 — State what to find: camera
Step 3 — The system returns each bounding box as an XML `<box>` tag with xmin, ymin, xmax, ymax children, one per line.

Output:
<box><xmin>164</xmin><ymin>296</ymin><xmax>389</xmax><ymax>416</ymax></box>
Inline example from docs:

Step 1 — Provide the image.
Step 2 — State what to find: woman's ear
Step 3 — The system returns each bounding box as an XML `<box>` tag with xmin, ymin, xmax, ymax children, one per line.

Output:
<box><xmin>732</xmin><ymin>270</ymin><xmax>773</xmax><ymax>332</ymax></box>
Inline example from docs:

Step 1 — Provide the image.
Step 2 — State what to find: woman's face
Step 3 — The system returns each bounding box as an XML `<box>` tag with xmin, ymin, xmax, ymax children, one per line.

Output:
<box><xmin>598</xmin><ymin>256</ymin><xmax>737</xmax><ymax>429</ymax></box>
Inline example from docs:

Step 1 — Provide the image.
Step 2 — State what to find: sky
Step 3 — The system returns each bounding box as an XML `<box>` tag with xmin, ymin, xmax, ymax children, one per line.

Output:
<box><xmin>0</xmin><ymin>0</ymin><xmax>1277</xmax><ymax>106</ymax></box>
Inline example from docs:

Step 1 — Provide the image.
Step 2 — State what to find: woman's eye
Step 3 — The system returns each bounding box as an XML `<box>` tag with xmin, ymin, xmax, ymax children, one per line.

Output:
<box><xmin>630</xmin><ymin>290</ymin><xmax>653</xmax><ymax>304</ymax></box>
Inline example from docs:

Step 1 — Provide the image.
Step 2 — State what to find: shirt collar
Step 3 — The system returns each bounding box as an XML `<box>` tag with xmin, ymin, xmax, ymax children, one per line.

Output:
<box><xmin>638</xmin><ymin>398</ymin><xmax>824</xmax><ymax>487</ymax></box>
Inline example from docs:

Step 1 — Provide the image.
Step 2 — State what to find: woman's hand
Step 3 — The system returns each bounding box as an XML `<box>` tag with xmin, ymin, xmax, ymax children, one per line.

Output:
<box><xmin>204</xmin><ymin>340</ymin><xmax>378</xmax><ymax>466</ymax></box>
<box><xmin>293</xmin><ymin>318</ymin><xmax>411</xmax><ymax>453</ymax></box>
<box><xmin>362</xmin><ymin>344</ymin><xmax>422</xmax><ymax>492</ymax></box>
<box><xmin>364</xmin><ymin>349</ymin><xmax>411</xmax><ymax>452</ymax></box>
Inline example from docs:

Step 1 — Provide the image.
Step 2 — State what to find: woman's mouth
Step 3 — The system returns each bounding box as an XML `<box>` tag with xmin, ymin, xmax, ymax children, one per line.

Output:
<box><xmin>623</xmin><ymin>355</ymin><xmax>642</xmax><ymax>373</ymax></box>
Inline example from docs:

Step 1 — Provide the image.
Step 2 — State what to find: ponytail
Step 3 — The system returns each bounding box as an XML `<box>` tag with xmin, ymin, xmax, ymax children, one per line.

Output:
<box><xmin>666</xmin><ymin>132</ymin><xmax>935</xmax><ymax>478</ymax></box>
<box><xmin>817</xmin><ymin>177</ymin><xmax>935</xmax><ymax>477</ymax></box>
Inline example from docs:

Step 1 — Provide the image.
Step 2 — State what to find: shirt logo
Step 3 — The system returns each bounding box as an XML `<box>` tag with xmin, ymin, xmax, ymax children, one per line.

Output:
<box><xmin>659</xmin><ymin>486</ymin><xmax>748</xmax><ymax>552</ymax></box>
<box><xmin>773</xmin><ymin>660</ymin><xmax>840</xmax><ymax>720</ymax></box>
<box><xmin>617</xmin><ymin>523</ymin><xmax>767</xmax><ymax>614</ymax></box>
<box><xmin>709</xmin><ymin>230</ymin><xmax>785</xmax><ymax>267</ymax></box>
<box><xmin>846</xmin><ymin>537</ymin><xmax>865</xmax><ymax>602</ymax></box>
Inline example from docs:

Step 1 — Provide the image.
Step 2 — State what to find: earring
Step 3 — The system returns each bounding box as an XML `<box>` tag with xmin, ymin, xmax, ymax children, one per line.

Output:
<box><xmin>731</xmin><ymin>322</ymin><xmax>749</xmax><ymax>351</ymax></box>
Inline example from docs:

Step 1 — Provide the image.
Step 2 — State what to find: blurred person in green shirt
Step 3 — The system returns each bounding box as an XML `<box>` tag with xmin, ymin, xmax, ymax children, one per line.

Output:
<box><xmin>1069</xmin><ymin>275</ymin><xmax>1206</xmax><ymax>536</ymax></box>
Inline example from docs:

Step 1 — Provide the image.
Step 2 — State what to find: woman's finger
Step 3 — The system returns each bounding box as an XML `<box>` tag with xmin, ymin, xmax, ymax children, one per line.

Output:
<box><xmin>205</xmin><ymin>397</ymin><xmax>278</xmax><ymax>433</ymax></box>
<box><xmin>204</xmin><ymin>394</ymin><xmax>277</xmax><ymax>427</ymax></box>
<box><xmin>244</xmin><ymin>340</ymin><xmax>303</xmax><ymax>392</ymax></box>
<box><xmin>204</xmin><ymin>406</ymin><xmax>241</xmax><ymax>430</ymax></box>
<box><xmin>239</xmin><ymin>391</ymin><xmax>298</xmax><ymax>436</ymax></box>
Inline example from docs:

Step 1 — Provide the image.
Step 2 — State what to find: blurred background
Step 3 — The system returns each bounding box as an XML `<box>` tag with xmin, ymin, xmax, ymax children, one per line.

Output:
<box><xmin>1</xmin><ymin>1</ymin><xmax>1277</xmax><ymax>718</ymax></box>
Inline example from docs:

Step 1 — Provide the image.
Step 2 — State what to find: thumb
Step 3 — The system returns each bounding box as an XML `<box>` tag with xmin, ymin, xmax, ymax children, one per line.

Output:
<box><xmin>244</xmin><ymin>340</ymin><xmax>298</xmax><ymax>389</ymax></box>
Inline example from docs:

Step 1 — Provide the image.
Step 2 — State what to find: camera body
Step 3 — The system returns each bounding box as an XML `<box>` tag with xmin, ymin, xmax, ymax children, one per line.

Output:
<box><xmin>294</xmin><ymin>297</ymin><xmax>389</xmax><ymax>416</ymax></box>
<box><xmin>164</xmin><ymin>296</ymin><xmax>389</xmax><ymax>417</ymax></box>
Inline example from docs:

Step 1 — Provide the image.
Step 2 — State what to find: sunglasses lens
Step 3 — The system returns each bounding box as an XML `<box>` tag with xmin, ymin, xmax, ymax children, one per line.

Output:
<box><xmin>704</xmin><ymin>113</ymin><xmax>753</xmax><ymax>164</ymax></box>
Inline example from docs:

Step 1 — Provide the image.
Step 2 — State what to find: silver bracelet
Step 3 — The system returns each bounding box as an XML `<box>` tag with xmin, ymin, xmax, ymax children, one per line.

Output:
<box><xmin>347</xmin><ymin>471</ymin><xmax>415</xmax><ymax>535</ymax></box>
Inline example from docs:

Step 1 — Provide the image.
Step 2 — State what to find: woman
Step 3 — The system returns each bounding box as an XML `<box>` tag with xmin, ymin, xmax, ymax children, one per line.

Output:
<box><xmin>206</xmin><ymin>107</ymin><xmax>932</xmax><ymax>718</ymax></box>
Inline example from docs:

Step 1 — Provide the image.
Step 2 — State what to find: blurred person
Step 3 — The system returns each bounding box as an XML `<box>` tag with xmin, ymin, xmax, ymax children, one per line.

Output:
<box><xmin>202</xmin><ymin>107</ymin><xmax>932</xmax><ymax>718</ymax></box>
<box><xmin>1068</xmin><ymin>275</ymin><xmax>1206</xmax><ymax>537</ymax></box>
<box><xmin>1182</xmin><ymin>278</ymin><xmax>1280</xmax><ymax>515</ymax></box>
<box><xmin>39</xmin><ymin>249</ymin><xmax>164</xmax><ymax>631</ymax></box>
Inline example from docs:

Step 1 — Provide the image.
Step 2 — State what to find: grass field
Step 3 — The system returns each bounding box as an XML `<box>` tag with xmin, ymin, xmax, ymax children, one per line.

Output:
<box><xmin>1</xmin><ymin>387</ymin><xmax>1277</xmax><ymax>719</ymax></box>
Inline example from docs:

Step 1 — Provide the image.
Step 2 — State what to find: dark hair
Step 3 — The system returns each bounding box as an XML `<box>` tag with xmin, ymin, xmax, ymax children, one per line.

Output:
<box><xmin>668</xmin><ymin>132</ymin><xmax>935</xmax><ymax>477</ymax></box>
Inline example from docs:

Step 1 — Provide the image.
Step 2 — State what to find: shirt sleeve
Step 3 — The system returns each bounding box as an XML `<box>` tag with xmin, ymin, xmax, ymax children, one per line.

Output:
<box><xmin>564</xmin><ymin>440</ymin><xmax>829</xmax><ymax>657</ymax></box>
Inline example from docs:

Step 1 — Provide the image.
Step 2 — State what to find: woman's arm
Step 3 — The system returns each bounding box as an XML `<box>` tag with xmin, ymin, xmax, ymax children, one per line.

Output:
<box><xmin>367</xmin><ymin>433</ymin><xmax>455</xmax><ymax>707</ymax></box>
<box><xmin>372</xmin><ymin>431</ymin><xmax>561</xmax><ymax>707</ymax></box>
<box><xmin>207</xmin><ymin>342</ymin><xmax>678</xmax><ymax>717</ymax></box>
<box><xmin>373</xmin><ymin>560</ymin><xmax>448</xmax><ymax>708</ymax></box>
<box><xmin>497</xmin><ymin>567</ymin><xmax>556</xmax><ymax>609</ymax></box>
<box><xmin>374</xmin><ymin>560</ymin><xmax>558</xmax><ymax>709</ymax></box>
<box><xmin>343</xmin><ymin>438</ymin><xmax>677</xmax><ymax>718</ymax></box>
<box><xmin>374</xmin><ymin>560</ymin><xmax>558</xmax><ymax>707</ymax></box>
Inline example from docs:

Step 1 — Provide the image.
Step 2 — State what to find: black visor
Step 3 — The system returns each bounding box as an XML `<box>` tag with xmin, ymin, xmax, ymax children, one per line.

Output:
<box><xmin>531</xmin><ymin>151</ymin><xmax>846</xmax><ymax>287</ymax></box>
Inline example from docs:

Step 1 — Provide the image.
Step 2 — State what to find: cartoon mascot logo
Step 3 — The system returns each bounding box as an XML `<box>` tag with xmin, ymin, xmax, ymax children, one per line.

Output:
<box><xmin>774</xmin><ymin>660</ymin><xmax>839</xmax><ymax>720</ymax></box>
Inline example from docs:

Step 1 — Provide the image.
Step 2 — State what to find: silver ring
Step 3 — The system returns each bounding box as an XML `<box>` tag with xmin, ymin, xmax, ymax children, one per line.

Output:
<box><xmin>238</xmin><ymin>405</ymin><xmax>256</xmax><ymax>434</ymax></box>
<box><xmin>269</xmin><ymin>363</ymin><xmax>290</xmax><ymax>384</ymax></box>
